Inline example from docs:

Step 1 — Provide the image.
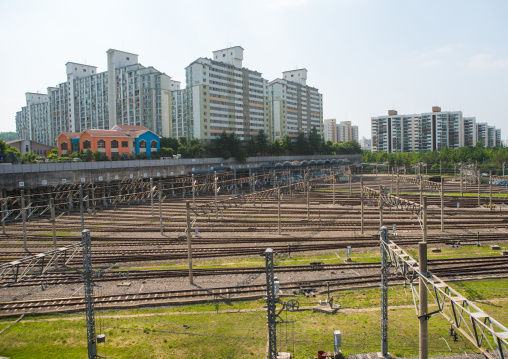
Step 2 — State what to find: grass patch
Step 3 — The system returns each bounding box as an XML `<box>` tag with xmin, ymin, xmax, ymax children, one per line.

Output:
<box><xmin>1</xmin><ymin>278</ymin><xmax>507</xmax><ymax>358</ymax></box>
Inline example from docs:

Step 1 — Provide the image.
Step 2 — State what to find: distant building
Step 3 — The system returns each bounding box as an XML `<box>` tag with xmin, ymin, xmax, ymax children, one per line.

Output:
<box><xmin>170</xmin><ymin>80</ymin><xmax>190</xmax><ymax>139</ymax></box>
<box><xmin>56</xmin><ymin>125</ymin><xmax>160</xmax><ymax>159</ymax></box>
<box><xmin>269</xmin><ymin>68</ymin><xmax>323</xmax><ymax>140</ymax></box>
<box><xmin>6</xmin><ymin>139</ymin><xmax>54</xmax><ymax>158</ymax></box>
<box><xmin>16</xmin><ymin>49</ymin><xmax>172</xmax><ymax>147</ymax></box>
<box><xmin>323</xmin><ymin>119</ymin><xmax>358</xmax><ymax>143</ymax></box>
<box><xmin>371</xmin><ymin>107</ymin><xmax>501</xmax><ymax>152</ymax></box>
<box><xmin>360</xmin><ymin>136</ymin><xmax>372</xmax><ymax>151</ymax></box>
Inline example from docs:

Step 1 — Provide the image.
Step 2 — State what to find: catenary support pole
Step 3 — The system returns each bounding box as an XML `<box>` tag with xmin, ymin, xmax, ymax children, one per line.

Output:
<box><xmin>307</xmin><ymin>173</ymin><xmax>310</xmax><ymax>221</ymax></box>
<box><xmin>278</xmin><ymin>181</ymin><xmax>281</xmax><ymax>235</ymax></box>
<box><xmin>360</xmin><ymin>177</ymin><xmax>364</xmax><ymax>234</ymax></box>
<box><xmin>79</xmin><ymin>184</ymin><xmax>84</xmax><ymax>232</ymax></box>
<box><xmin>396</xmin><ymin>172</ymin><xmax>399</xmax><ymax>197</ymax></box>
<box><xmin>51</xmin><ymin>198</ymin><xmax>57</xmax><ymax>249</ymax></box>
<box><xmin>192</xmin><ymin>174</ymin><xmax>196</xmax><ymax>205</ymax></box>
<box><xmin>265</xmin><ymin>248</ymin><xmax>277</xmax><ymax>359</ymax></box>
<box><xmin>440</xmin><ymin>178</ymin><xmax>444</xmax><ymax>232</ymax></box>
<box><xmin>82</xmin><ymin>229</ymin><xmax>98</xmax><ymax>359</ymax></box>
<box><xmin>215</xmin><ymin>171</ymin><xmax>218</xmax><ymax>219</ymax></box>
<box><xmin>349</xmin><ymin>167</ymin><xmax>352</xmax><ymax>196</ymax></box>
<box><xmin>159</xmin><ymin>182</ymin><xmax>164</xmax><ymax>236</ymax></box>
<box><xmin>379</xmin><ymin>185</ymin><xmax>384</xmax><ymax>228</ymax></box>
<box><xmin>150</xmin><ymin>178</ymin><xmax>154</xmax><ymax>216</ymax></box>
<box><xmin>380</xmin><ymin>226</ymin><xmax>389</xmax><ymax>358</ymax></box>
<box><xmin>419</xmin><ymin>241</ymin><xmax>428</xmax><ymax>359</ymax></box>
<box><xmin>21</xmin><ymin>189</ymin><xmax>27</xmax><ymax>252</ymax></box>
<box><xmin>186</xmin><ymin>201</ymin><xmax>194</xmax><ymax>285</ymax></box>
<box><xmin>423</xmin><ymin>197</ymin><xmax>427</xmax><ymax>243</ymax></box>
<box><xmin>1</xmin><ymin>189</ymin><xmax>6</xmax><ymax>235</ymax></box>
<box><xmin>478</xmin><ymin>172</ymin><xmax>481</xmax><ymax>207</ymax></box>
<box><xmin>460</xmin><ymin>170</ymin><xmax>463</xmax><ymax>197</ymax></box>
<box><xmin>332</xmin><ymin>171</ymin><xmax>336</xmax><ymax>206</ymax></box>
<box><xmin>489</xmin><ymin>171</ymin><xmax>493</xmax><ymax>211</ymax></box>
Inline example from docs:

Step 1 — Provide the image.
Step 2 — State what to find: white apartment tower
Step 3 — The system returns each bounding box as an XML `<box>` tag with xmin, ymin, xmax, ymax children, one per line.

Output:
<box><xmin>185</xmin><ymin>46</ymin><xmax>269</xmax><ymax>142</ymax></box>
<box><xmin>372</xmin><ymin>107</ymin><xmax>500</xmax><ymax>152</ymax></box>
<box><xmin>170</xmin><ymin>80</ymin><xmax>190</xmax><ymax>139</ymax></box>
<box><xmin>15</xmin><ymin>49</ymin><xmax>172</xmax><ymax>146</ymax></box>
<box><xmin>15</xmin><ymin>93</ymin><xmax>51</xmax><ymax>146</ymax></box>
<box><xmin>323</xmin><ymin>119</ymin><xmax>337</xmax><ymax>142</ymax></box>
<box><xmin>269</xmin><ymin>68</ymin><xmax>323</xmax><ymax>140</ymax></box>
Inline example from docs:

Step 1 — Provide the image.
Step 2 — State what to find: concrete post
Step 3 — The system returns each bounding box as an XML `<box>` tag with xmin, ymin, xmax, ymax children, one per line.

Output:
<box><xmin>460</xmin><ymin>170</ymin><xmax>463</xmax><ymax>197</ymax></box>
<box><xmin>214</xmin><ymin>171</ymin><xmax>218</xmax><ymax>219</ymax></box>
<box><xmin>186</xmin><ymin>201</ymin><xmax>194</xmax><ymax>285</ymax></box>
<box><xmin>396</xmin><ymin>172</ymin><xmax>399</xmax><ymax>197</ymax></box>
<box><xmin>423</xmin><ymin>197</ymin><xmax>427</xmax><ymax>243</ymax></box>
<box><xmin>419</xmin><ymin>241</ymin><xmax>428</xmax><ymax>359</ymax></box>
<box><xmin>379</xmin><ymin>185</ymin><xmax>384</xmax><ymax>228</ymax></box>
<box><xmin>349</xmin><ymin>167</ymin><xmax>352</xmax><ymax>196</ymax></box>
<box><xmin>332</xmin><ymin>172</ymin><xmax>336</xmax><ymax>206</ymax></box>
<box><xmin>307</xmin><ymin>174</ymin><xmax>310</xmax><ymax>221</ymax></box>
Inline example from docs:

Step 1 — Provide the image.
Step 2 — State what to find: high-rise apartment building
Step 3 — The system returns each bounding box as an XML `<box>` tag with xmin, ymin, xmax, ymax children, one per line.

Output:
<box><xmin>16</xmin><ymin>93</ymin><xmax>51</xmax><ymax>146</ymax></box>
<box><xmin>15</xmin><ymin>49</ymin><xmax>171</xmax><ymax>147</ymax></box>
<box><xmin>323</xmin><ymin>119</ymin><xmax>357</xmax><ymax>143</ymax></box>
<box><xmin>170</xmin><ymin>80</ymin><xmax>190</xmax><ymax>139</ymax></box>
<box><xmin>269</xmin><ymin>69</ymin><xmax>323</xmax><ymax>140</ymax></box>
<box><xmin>371</xmin><ymin>107</ymin><xmax>500</xmax><ymax>152</ymax></box>
<box><xmin>185</xmin><ymin>46</ymin><xmax>269</xmax><ymax>142</ymax></box>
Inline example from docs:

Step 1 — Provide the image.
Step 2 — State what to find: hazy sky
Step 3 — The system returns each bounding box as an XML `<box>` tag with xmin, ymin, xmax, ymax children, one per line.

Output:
<box><xmin>1</xmin><ymin>0</ymin><xmax>507</xmax><ymax>140</ymax></box>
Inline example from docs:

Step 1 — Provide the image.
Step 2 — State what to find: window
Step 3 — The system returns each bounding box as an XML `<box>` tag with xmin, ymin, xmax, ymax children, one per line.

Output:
<box><xmin>61</xmin><ymin>142</ymin><xmax>68</xmax><ymax>150</ymax></box>
<box><xmin>97</xmin><ymin>139</ymin><xmax>106</xmax><ymax>148</ymax></box>
<box><xmin>83</xmin><ymin>140</ymin><xmax>91</xmax><ymax>149</ymax></box>
<box><xmin>150</xmin><ymin>140</ymin><xmax>157</xmax><ymax>149</ymax></box>
<box><xmin>139</xmin><ymin>140</ymin><xmax>146</xmax><ymax>148</ymax></box>
<box><xmin>111</xmin><ymin>140</ymin><xmax>118</xmax><ymax>148</ymax></box>
<box><xmin>122</xmin><ymin>141</ymin><xmax>128</xmax><ymax>148</ymax></box>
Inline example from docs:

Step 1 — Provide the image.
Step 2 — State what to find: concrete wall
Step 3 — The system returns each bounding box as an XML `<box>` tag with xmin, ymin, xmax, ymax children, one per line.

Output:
<box><xmin>0</xmin><ymin>154</ymin><xmax>361</xmax><ymax>190</ymax></box>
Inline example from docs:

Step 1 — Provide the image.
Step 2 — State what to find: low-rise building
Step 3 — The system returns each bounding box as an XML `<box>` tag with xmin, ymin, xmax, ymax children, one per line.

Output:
<box><xmin>6</xmin><ymin>139</ymin><xmax>54</xmax><ymax>158</ymax></box>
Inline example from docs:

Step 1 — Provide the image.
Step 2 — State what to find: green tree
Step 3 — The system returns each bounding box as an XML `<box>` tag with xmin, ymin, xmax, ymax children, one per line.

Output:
<box><xmin>307</xmin><ymin>127</ymin><xmax>322</xmax><ymax>154</ymax></box>
<box><xmin>160</xmin><ymin>137</ymin><xmax>180</xmax><ymax>153</ymax></box>
<box><xmin>0</xmin><ymin>139</ymin><xmax>6</xmax><ymax>153</ymax></box>
<box><xmin>5</xmin><ymin>146</ymin><xmax>21</xmax><ymax>157</ymax></box>
<box><xmin>21</xmin><ymin>151</ymin><xmax>40</xmax><ymax>164</ymax></box>
<box><xmin>255</xmin><ymin>130</ymin><xmax>269</xmax><ymax>155</ymax></box>
<box><xmin>295</xmin><ymin>132</ymin><xmax>310</xmax><ymax>155</ymax></box>
<box><xmin>0</xmin><ymin>132</ymin><xmax>17</xmax><ymax>142</ymax></box>
<box><xmin>47</xmin><ymin>148</ymin><xmax>59</xmax><ymax>162</ymax></box>
<box><xmin>281</xmin><ymin>136</ymin><xmax>294</xmax><ymax>154</ymax></box>
<box><xmin>269</xmin><ymin>140</ymin><xmax>284</xmax><ymax>156</ymax></box>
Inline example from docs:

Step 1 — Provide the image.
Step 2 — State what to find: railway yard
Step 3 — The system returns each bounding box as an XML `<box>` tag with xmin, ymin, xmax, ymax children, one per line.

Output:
<box><xmin>1</xmin><ymin>168</ymin><xmax>508</xmax><ymax>358</ymax></box>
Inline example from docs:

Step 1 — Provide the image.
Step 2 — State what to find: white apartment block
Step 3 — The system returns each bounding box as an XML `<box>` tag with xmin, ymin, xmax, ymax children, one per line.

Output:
<box><xmin>170</xmin><ymin>80</ymin><xmax>190</xmax><ymax>139</ymax></box>
<box><xmin>185</xmin><ymin>46</ymin><xmax>269</xmax><ymax>142</ymax></box>
<box><xmin>371</xmin><ymin>107</ymin><xmax>501</xmax><ymax>152</ymax></box>
<box><xmin>323</xmin><ymin>119</ymin><xmax>357</xmax><ymax>143</ymax></box>
<box><xmin>15</xmin><ymin>49</ymin><xmax>171</xmax><ymax>147</ymax></box>
<box><xmin>16</xmin><ymin>93</ymin><xmax>51</xmax><ymax>147</ymax></box>
<box><xmin>269</xmin><ymin>69</ymin><xmax>323</xmax><ymax>140</ymax></box>
<box><xmin>360</xmin><ymin>136</ymin><xmax>372</xmax><ymax>151</ymax></box>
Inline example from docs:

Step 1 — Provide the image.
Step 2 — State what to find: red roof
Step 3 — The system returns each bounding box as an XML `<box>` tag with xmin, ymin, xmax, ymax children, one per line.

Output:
<box><xmin>59</xmin><ymin>132</ymin><xmax>80</xmax><ymax>139</ymax></box>
<box><xmin>112</xmin><ymin>125</ymin><xmax>149</xmax><ymax>132</ymax></box>
<box><xmin>80</xmin><ymin>130</ymin><xmax>135</xmax><ymax>138</ymax></box>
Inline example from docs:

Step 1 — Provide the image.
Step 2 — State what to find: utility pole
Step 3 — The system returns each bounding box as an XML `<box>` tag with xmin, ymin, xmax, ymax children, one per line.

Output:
<box><xmin>440</xmin><ymin>178</ymin><xmax>444</xmax><ymax>232</ymax></box>
<box><xmin>361</xmin><ymin>177</ymin><xmax>364</xmax><ymax>234</ymax></box>
<box><xmin>159</xmin><ymin>181</ymin><xmax>164</xmax><ymax>236</ymax></box>
<box><xmin>150</xmin><ymin>178</ymin><xmax>154</xmax><ymax>216</ymax></box>
<box><xmin>82</xmin><ymin>229</ymin><xmax>98</xmax><ymax>359</ymax></box>
<box><xmin>51</xmin><ymin>198</ymin><xmax>57</xmax><ymax>249</ymax></box>
<box><xmin>265</xmin><ymin>248</ymin><xmax>277</xmax><ymax>359</ymax></box>
<box><xmin>186</xmin><ymin>201</ymin><xmax>194</xmax><ymax>285</ymax></box>
<box><xmin>79</xmin><ymin>184</ymin><xmax>84</xmax><ymax>232</ymax></box>
<box><xmin>419</xmin><ymin>240</ymin><xmax>428</xmax><ymax>359</ymax></box>
<box><xmin>380</xmin><ymin>226</ymin><xmax>389</xmax><ymax>358</ymax></box>
<box><xmin>21</xmin><ymin>189</ymin><xmax>27</xmax><ymax>252</ymax></box>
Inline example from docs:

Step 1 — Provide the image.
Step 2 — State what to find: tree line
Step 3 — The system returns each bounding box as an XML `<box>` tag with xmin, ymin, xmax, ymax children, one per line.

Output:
<box><xmin>362</xmin><ymin>142</ymin><xmax>508</xmax><ymax>173</ymax></box>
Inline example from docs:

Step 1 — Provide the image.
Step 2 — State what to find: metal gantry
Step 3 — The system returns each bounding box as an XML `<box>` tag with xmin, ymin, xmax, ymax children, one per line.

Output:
<box><xmin>362</xmin><ymin>186</ymin><xmax>424</xmax><ymax>221</ymax></box>
<box><xmin>380</xmin><ymin>237</ymin><xmax>508</xmax><ymax>359</ymax></box>
<box><xmin>0</xmin><ymin>242</ymin><xmax>83</xmax><ymax>287</ymax></box>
